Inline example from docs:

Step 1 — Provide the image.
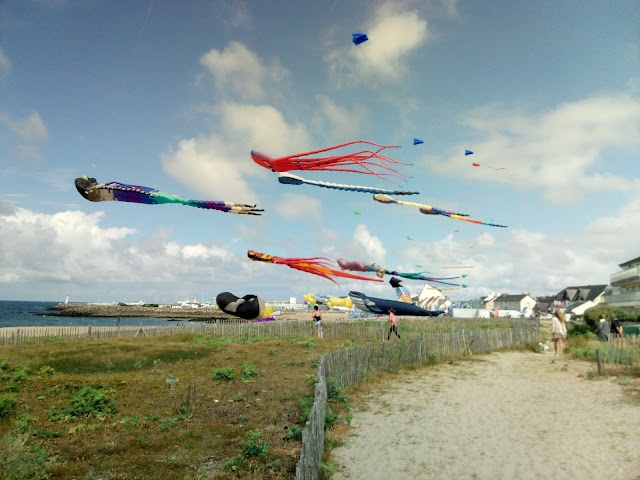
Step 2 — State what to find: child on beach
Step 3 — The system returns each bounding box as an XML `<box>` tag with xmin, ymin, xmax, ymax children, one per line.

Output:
<box><xmin>312</xmin><ymin>305</ymin><xmax>323</xmax><ymax>338</ymax></box>
<box><xmin>387</xmin><ymin>307</ymin><xmax>400</xmax><ymax>340</ymax></box>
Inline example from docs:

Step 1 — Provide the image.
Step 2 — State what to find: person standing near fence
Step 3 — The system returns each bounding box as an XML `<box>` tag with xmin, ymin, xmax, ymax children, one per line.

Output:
<box><xmin>387</xmin><ymin>307</ymin><xmax>400</xmax><ymax>340</ymax></box>
<box><xmin>610</xmin><ymin>315</ymin><xmax>623</xmax><ymax>346</ymax></box>
<box><xmin>551</xmin><ymin>310</ymin><xmax>567</xmax><ymax>355</ymax></box>
<box><xmin>596</xmin><ymin>314</ymin><xmax>609</xmax><ymax>342</ymax></box>
<box><xmin>312</xmin><ymin>305</ymin><xmax>323</xmax><ymax>338</ymax></box>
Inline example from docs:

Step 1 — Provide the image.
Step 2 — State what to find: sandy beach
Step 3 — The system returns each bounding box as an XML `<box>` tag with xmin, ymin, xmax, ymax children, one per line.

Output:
<box><xmin>331</xmin><ymin>351</ymin><xmax>640</xmax><ymax>480</ymax></box>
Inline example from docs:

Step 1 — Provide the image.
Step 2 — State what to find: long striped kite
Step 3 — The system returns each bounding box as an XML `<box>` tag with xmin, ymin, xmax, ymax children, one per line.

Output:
<box><xmin>373</xmin><ymin>194</ymin><xmax>507</xmax><ymax>228</ymax></box>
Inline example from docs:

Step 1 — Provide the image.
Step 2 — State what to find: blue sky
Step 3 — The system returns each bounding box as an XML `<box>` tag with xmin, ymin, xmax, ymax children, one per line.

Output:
<box><xmin>1</xmin><ymin>0</ymin><xmax>639</xmax><ymax>304</ymax></box>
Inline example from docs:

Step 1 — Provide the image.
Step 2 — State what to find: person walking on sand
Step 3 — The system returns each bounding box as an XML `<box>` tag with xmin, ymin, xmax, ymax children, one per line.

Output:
<box><xmin>387</xmin><ymin>307</ymin><xmax>400</xmax><ymax>340</ymax></box>
<box><xmin>312</xmin><ymin>305</ymin><xmax>323</xmax><ymax>338</ymax></box>
<box><xmin>551</xmin><ymin>310</ymin><xmax>567</xmax><ymax>355</ymax></box>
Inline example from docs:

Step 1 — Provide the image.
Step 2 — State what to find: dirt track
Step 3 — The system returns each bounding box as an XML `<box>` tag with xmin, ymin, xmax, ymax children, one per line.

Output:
<box><xmin>331</xmin><ymin>351</ymin><xmax>640</xmax><ymax>480</ymax></box>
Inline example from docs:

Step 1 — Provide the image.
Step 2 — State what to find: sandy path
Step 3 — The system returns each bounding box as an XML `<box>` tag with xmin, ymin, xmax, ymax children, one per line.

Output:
<box><xmin>331</xmin><ymin>351</ymin><xmax>640</xmax><ymax>480</ymax></box>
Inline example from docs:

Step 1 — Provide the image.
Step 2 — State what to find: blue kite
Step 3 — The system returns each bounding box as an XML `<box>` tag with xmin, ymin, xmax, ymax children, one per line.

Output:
<box><xmin>352</xmin><ymin>33</ymin><xmax>369</xmax><ymax>45</ymax></box>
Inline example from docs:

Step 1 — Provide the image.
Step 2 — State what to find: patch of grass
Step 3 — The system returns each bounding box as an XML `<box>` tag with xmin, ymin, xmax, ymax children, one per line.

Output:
<box><xmin>48</xmin><ymin>384</ymin><xmax>117</xmax><ymax>422</ymax></box>
<box><xmin>241</xmin><ymin>428</ymin><xmax>269</xmax><ymax>459</ymax></box>
<box><xmin>320</xmin><ymin>460</ymin><xmax>336</xmax><ymax>479</ymax></box>
<box><xmin>0</xmin><ymin>394</ymin><xmax>18</xmax><ymax>418</ymax></box>
<box><xmin>0</xmin><ymin>433</ymin><xmax>51</xmax><ymax>480</ymax></box>
<box><xmin>159</xmin><ymin>416</ymin><xmax>181</xmax><ymax>432</ymax></box>
<box><xmin>38</xmin><ymin>366</ymin><xmax>56</xmax><ymax>377</ymax></box>
<box><xmin>240</xmin><ymin>363</ymin><xmax>257</xmax><ymax>381</ymax></box>
<box><xmin>212</xmin><ymin>367</ymin><xmax>234</xmax><ymax>381</ymax></box>
<box><xmin>11</xmin><ymin>414</ymin><xmax>33</xmax><ymax>434</ymax></box>
<box><xmin>299</xmin><ymin>394</ymin><xmax>315</xmax><ymax>424</ymax></box>
<box><xmin>223</xmin><ymin>454</ymin><xmax>246</xmax><ymax>472</ymax></box>
<box><xmin>285</xmin><ymin>424</ymin><xmax>302</xmax><ymax>440</ymax></box>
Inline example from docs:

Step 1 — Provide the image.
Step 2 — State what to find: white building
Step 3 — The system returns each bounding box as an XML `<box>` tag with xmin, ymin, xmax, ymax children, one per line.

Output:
<box><xmin>416</xmin><ymin>283</ymin><xmax>446</xmax><ymax>310</ymax></box>
<box><xmin>604</xmin><ymin>255</ymin><xmax>640</xmax><ymax>315</ymax></box>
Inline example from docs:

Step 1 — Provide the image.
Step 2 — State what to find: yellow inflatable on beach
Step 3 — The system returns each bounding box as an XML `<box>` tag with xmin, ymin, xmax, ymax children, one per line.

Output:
<box><xmin>304</xmin><ymin>293</ymin><xmax>353</xmax><ymax>309</ymax></box>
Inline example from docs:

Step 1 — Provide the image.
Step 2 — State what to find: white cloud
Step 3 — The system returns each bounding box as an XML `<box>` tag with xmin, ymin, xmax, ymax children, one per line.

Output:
<box><xmin>0</xmin><ymin>202</ymin><xmax>254</xmax><ymax>300</ymax></box>
<box><xmin>181</xmin><ymin>244</ymin><xmax>232</xmax><ymax>260</ymax></box>
<box><xmin>164</xmin><ymin>41</ymin><xmax>313</xmax><ymax>202</ymax></box>
<box><xmin>424</xmin><ymin>93</ymin><xmax>640</xmax><ymax>204</ymax></box>
<box><xmin>325</xmin><ymin>2</ymin><xmax>429</xmax><ymax>85</ymax></box>
<box><xmin>353</xmin><ymin>224</ymin><xmax>387</xmax><ymax>262</ymax></box>
<box><xmin>274</xmin><ymin>193</ymin><xmax>322</xmax><ymax>221</ymax></box>
<box><xmin>0</xmin><ymin>48</ymin><xmax>10</xmax><ymax>77</ymax></box>
<box><xmin>200</xmin><ymin>41</ymin><xmax>289</xmax><ymax>101</ymax></box>
<box><xmin>161</xmin><ymin>102</ymin><xmax>311</xmax><ymax>201</ymax></box>
<box><xmin>215</xmin><ymin>0</ymin><xmax>251</xmax><ymax>28</ymax></box>
<box><xmin>220</xmin><ymin>102</ymin><xmax>310</xmax><ymax>152</ymax></box>
<box><xmin>2</xmin><ymin>112</ymin><xmax>48</xmax><ymax>142</ymax></box>
<box><xmin>312</xmin><ymin>95</ymin><xmax>368</xmax><ymax>140</ymax></box>
<box><xmin>162</xmin><ymin>135</ymin><xmax>257</xmax><ymax>202</ymax></box>
<box><xmin>0</xmin><ymin>207</ymin><xmax>134</xmax><ymax>285</ymax></box>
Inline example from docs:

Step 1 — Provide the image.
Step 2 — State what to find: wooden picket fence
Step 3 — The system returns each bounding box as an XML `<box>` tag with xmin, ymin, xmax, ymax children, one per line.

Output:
<box><xmin>600</xmin><ymin>335</ymin><xmax>640</xmax><ymax>371</ymax></box>
<box><xmin>0</xmin><ymin>317</ymin><xmax>538</xmax><ymax>346</ymax></box>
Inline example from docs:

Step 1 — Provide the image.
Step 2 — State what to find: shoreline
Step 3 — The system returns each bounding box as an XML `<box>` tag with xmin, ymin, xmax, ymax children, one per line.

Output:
<box><xmin>48</xmin><ymin>303</ymin><xmax>236</xmax><ymax>319</ymax></box>
<box><xmin>46</xmin><ymin>304</ymin><xmax>353</xmax><ymax>322</ymax></box>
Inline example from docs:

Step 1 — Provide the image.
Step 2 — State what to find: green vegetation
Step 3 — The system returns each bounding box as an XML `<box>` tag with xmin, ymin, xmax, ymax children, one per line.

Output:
<box><xmin>212</xmin><ymin>367</ymin><xmax>235</xmax><ymax>381</ymax></box>
<box><xmin>583</xmin><ymin>305</ymin><xmax>637</xmax><ymax>330</ymax></box>
<box><xmin>0</xmin><ymin>333</ymin><xmax>356</xmax><ymax>478</ymax></box>
<box><xmin>0</xmin><ymin>433</ymin><xmax>51</xmax><ymax>480</ymax></box>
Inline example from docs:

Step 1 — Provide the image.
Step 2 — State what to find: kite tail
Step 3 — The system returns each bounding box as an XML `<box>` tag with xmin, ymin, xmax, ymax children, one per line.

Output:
<box><xmin>445</xmin><ymin>213</ymin><xmax>507</xmax><ymax>228</ymax></box>
<box><xmin>290</xmin><ymin>140</ymin><xmax>401</xmax><ymax>161</ymax></box>
<box><xmin>419</xmin><ymin>207</ymin><xmax>470</xmax><ymax>217</ymax></box>
<box><xmin>192</xmin><ymin>201</ymin><xmax>264</xmax><ymax>215</ymax></box>
<box><xmin>287</xmin><ymin>261</ymin><xmax>384</xmax><ymax>284</ymax></box>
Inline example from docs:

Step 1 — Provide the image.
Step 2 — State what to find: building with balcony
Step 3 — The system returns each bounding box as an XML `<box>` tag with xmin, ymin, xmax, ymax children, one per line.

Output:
<box><xmin>604</xmin><ymin>255</ymin><xmax>640</xmax><ymax>315</ymax></box>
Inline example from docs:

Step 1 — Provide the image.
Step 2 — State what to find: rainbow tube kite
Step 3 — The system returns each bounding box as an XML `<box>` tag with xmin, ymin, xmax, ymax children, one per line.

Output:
<box><xmin>337</xmin><ymin>258</ymin><xmax>467</xmax><ymax>287</ymax></box>
<box><xmin>75</xmin><ymin>177</ymin><xmax>263</xmax><ymax>215</ymax></box>
<box><xmin>373</xmin><ymin>194</ymin><xmax>507</xmax><ymax>228</ymax></box>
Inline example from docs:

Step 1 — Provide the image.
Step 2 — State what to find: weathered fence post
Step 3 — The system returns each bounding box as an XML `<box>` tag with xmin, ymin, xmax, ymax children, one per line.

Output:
<box><xmin>596</xmin><ymin>349</ymin><xmax>602</xmax><ymax>375</ymax></box>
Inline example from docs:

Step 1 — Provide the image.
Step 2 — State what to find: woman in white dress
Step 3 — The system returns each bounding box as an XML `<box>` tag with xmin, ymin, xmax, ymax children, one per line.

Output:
<box><xmin>551</xmin><ymin>310</ymin><xmax>567</xmax><ymax>355</ymax></box>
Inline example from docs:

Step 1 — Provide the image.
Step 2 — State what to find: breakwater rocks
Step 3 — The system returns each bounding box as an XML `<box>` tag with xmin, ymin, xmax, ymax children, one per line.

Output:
<box><xmin>50</xmin><ymin>303</ymin><xmax>236</xmax><ymax>320</ymax></box>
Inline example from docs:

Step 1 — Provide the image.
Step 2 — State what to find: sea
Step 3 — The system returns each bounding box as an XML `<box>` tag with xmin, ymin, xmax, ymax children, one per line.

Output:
<box><xmin>0</xmin><ymin>300</ymin><xmax>187</xmax><ymax>328</ymax></box>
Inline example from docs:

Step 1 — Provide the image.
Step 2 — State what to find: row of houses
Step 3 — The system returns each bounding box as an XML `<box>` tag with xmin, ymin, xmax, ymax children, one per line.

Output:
<box><xmin>416</xmin><ymin>255</ymin><xmax>640</xmax><ymax>317</ymax></box>
<box><xmin>496</xmin><ymin>255</ymin><xmax>640</xmax><ymax>316</ymax></box>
